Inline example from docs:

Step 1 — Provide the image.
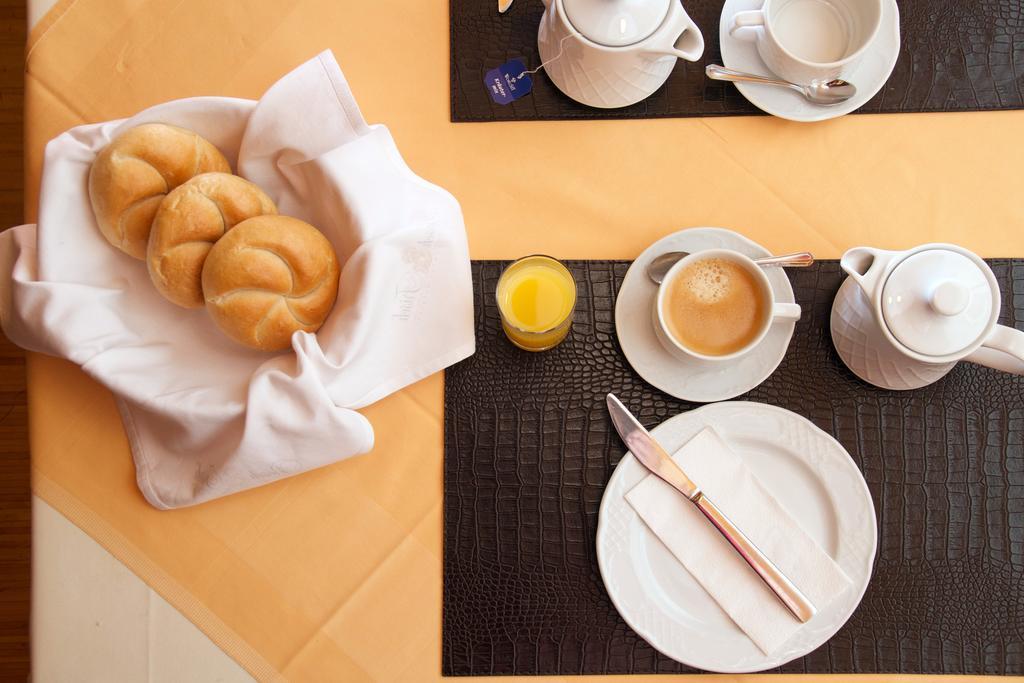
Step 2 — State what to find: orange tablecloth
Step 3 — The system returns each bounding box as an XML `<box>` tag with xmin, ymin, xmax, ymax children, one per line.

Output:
<box><xmin>24</xmin><ymin>0</ymin><xmax>1024</xmax><ymax>681</ymax></box>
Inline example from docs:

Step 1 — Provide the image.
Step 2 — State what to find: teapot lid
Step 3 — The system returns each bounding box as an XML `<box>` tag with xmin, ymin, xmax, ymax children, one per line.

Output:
<box><xmin>881</xmin><ymin>248</ymin><xmax>997</xmax><ymax>357</ymax></box>
<box><xmin>562</xmin><ymin>0</ymin><xmax>672</xmax><ymax>47</ymax></box>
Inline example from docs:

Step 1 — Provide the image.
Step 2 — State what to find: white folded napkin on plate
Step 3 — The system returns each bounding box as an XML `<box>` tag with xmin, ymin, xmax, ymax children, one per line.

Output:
<box><xmin>0</xmin><ymin>51</ymin><xmax>474</xmax><ymax>509</ymax></box>
<box><xmin>625</xmin><ymin>427</ymin><xmax>852</xmax><ymax>655</ymax></box>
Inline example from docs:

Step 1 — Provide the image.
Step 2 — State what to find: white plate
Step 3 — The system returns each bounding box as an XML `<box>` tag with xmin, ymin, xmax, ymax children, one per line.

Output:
<box><xmin>615</xmin><ymin>227</ymin><xmax>795</xmax><ymax>403</ymax></box>
<box><xmin>596</xmin><ymin>402</ymin><xmax>877</xmax><ymax>673</ymax></box>
<box><xmin>718</xmin><ymin>0</ymin><xmax>901</xmax><ymax>122</ymax></box>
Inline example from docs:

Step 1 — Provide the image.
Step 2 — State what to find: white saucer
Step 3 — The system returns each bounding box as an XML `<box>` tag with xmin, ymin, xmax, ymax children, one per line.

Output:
<box><xmin>615</xmin><ymin>227</ymin><xmax>796</xmax><ymax>403</ymax></box>
<box><xmin>596</xmin><ymin>402</ymin><xmax>877</xmax><ymax>673</ymax></box>
<box><xmin>718</xmin><ymin>0</ymin><xmax>901</xmax><ymax>122</ymax></box>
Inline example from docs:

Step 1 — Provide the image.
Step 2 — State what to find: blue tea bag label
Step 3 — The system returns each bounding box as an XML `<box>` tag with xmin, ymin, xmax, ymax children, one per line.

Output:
<box><xmin>484</xmin><ymin>60</ymin><xmax>533</xmax><ymax>105</ymax></box>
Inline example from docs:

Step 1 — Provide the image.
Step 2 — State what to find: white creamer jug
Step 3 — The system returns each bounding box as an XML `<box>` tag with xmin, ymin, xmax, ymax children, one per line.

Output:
<box><xmin>831</xmin><ymin>243</ymin><xmax>1024</xmax><ymax>390</ymax></box>
<box><xmin>538</xmin><ymin>0</ymin><xmax>704</xmax><ymax>108</ymax></box>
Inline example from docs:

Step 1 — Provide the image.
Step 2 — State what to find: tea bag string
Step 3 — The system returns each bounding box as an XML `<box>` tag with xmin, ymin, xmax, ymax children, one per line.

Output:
<box><xmin>517</xmin><ymin>33</ymin><xmax>574</xmax><ymax>78</ymax></box>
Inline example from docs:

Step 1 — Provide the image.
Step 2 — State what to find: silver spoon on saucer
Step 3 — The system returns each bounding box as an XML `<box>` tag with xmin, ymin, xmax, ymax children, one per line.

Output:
<box><xmin>705</xmin><ymin>64</ymin><xmax>856</xmax><ymax>106</ymax></box>
<box><xmin>647</xmin><ymin>251</ymin><xmax>814</xmax><ymax>285</ymax></box>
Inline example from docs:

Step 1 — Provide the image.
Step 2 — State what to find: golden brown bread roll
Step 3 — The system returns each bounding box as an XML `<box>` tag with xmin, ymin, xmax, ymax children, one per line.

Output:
<box><xmin>147</xmin><ymin>173</ymin><xmax>278</xmax><ymax>308</ymax></box>
<box><xmin>88</xmin><ymin>123</ymin><xmax>231</xmax><ymax>259</ymax></box>
<box><xmin>202</xmin><ymin>215</ymin><xmax>340</xmax><ymax>351</ymax></box>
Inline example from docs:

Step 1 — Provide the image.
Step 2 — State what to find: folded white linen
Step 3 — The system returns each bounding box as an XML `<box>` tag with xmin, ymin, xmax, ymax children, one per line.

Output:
<box><xmin>0</xmin><ymin>51</ymin><xmax>474</xmax><ymax>509</ymax></box>
<box><xmin>624</xmin><ymin>427</ymin><xmax>853</xmax><ymax>655</ymax></box>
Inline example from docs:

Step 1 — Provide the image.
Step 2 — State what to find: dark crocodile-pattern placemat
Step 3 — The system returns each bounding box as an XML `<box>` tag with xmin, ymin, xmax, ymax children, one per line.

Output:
<box><xmin>451</xmin><ymin>0</ymin><xmax>1024</xmax><ymax>121</ymax></box>
<box><xmin>442</xmin><ymin>259</ymin><xmax>1024</xmax><ymax>676</ymax></box>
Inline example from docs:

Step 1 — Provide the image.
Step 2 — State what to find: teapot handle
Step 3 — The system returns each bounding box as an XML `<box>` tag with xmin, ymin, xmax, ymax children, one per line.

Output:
<box><xmin>965</xmin><ymin>324</ymin><xmax>1024</xmax><ymax>374</ymax></box>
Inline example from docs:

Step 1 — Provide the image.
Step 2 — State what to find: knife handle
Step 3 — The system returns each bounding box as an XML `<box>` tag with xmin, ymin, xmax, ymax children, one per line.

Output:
<box><xmin>693</xmin><ymin>492</ymin><xmax>817</xmax><ymax>623</ymax></box>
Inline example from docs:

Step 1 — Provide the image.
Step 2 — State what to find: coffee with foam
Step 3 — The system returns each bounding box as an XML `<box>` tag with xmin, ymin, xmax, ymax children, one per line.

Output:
<box><xmin>662</xmin><ymin>257</ymin><xmax>768</xmax><ymax>356</ymax></box>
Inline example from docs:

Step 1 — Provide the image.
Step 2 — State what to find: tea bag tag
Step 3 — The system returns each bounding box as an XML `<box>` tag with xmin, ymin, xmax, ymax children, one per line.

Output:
<box><xmin>484</xmin><ymin>59</ymin><xmax>533</xmax><ymax>105</ymax></box>
<box><xmin>483</xmin><ymin>37</ymin><xmax>574</xmax><ymax>105</ymax></box>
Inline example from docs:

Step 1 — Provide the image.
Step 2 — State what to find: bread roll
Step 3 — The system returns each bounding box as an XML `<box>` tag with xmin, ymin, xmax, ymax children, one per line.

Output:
<box><xmin>88</xmin><ymin>123</ymin><xmax>231</xmax><ymax>259</ymax></box>
<box><xmin>202</xmin><ymin>215</ymin><xmax>340</xmax><ymax>351</ymax></box>
<box><xmin>147</xmin><ymin>173</ymin><xmax>277</xmax><ymax>308</ymax></box>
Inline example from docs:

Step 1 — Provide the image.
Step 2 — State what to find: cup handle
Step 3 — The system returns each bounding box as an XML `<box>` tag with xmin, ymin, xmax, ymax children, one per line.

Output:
<box><xmin>729</xmin><ymin>9</ymin><xmax>765</xmax><ymax>43</ymax></box>
<box><xmin>964</xmin><ymin>324</ymin><xmax>1024</xmax><ymax>374</ymax></box>
<box><xmin>771</xmin><ymin>302</ymin><xmax>802</xmax><ymax>322</ymax></box>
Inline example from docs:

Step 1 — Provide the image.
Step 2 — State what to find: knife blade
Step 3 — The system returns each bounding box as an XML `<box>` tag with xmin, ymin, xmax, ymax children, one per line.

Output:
<box><xmin>607</xmin><ymin>393</ymin><xmax>701</xmax><ymax>500</ymax></box>
<box><xmin>498</xmin><ymin>0</ymin><xmax>513</xmax><ymax>13</ymax></box>
<box><xmin>606</xmin><ymin>393</ymin><xmax>817</xmax><ymax>623</ymax></box>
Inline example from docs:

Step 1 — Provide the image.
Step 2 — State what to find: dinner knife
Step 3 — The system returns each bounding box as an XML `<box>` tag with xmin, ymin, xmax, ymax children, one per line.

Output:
<box><xmin>498</xmin><ymin>0</ymin><xmax>513</xmax><ymax>13</ymax></box>
<box><xmin>606</xmin><ymin>393</ymin><xmax>817</xmax><ymax>623</ymax></box>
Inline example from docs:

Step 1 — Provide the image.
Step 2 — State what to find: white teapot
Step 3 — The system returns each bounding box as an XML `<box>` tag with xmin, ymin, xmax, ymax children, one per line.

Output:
<box><xmin>537</xmin><ymin>0</ymin><xmax>704</xmax><ymax>109</ymax></box>
<box><xmin>831</xmin><ymin>243</ymin><xmax>1024</xmax><ymax>390</ymax></box>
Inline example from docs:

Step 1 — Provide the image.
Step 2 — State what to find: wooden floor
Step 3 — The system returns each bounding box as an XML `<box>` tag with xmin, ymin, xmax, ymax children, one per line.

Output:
<box><xmin>0</xmin><ymin>1</ymin><xmax>29</xmax><ymax>680</ymax></box>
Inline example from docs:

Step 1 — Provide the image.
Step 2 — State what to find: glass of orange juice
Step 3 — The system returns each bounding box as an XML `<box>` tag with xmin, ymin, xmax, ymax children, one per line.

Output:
<box><xmin>496</xmin><ymin>255</ymin><xmax>577</xmax><ymax>352</ymax></box>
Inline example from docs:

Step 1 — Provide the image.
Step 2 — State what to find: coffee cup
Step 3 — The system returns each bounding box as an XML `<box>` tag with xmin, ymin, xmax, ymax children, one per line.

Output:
<box><xmin>653</xmin><ymin>249</ymin><xmax>801</xmax><ymax>362</ymax></box>
<box><xmin>728</xmin><ymin>0</ymin><xmax>883</xmax><ymax>86</ymax></box>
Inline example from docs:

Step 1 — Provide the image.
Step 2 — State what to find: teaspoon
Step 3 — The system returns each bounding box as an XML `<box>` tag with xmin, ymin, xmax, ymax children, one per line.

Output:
<box><xmin>705</xmin><ymin>64</ymin><xmax>856</xmax><ymax>106</ymax></box>
<box><xmin>647</xmin><ymin>251</ymin><xmax>814</xmax><ymax>285</ymax></box>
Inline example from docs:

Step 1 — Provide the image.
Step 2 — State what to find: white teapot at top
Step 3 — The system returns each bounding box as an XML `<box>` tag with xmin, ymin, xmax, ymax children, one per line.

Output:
<box><xmin>537</xmin><ymin>0</ymin><xmax>704</xmax><ymax>109</ymax></box>
<box><xmin>831</xmin><ymin>243</ymin><xmax>1024</xmax><ymax>390</ymax></box>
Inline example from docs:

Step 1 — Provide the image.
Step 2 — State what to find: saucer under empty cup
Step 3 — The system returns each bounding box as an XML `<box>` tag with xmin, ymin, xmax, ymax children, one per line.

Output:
<box><xmin>718</xmin><ymin>0</ymin><xmax>900</xmax><ymax>122</ymax></box>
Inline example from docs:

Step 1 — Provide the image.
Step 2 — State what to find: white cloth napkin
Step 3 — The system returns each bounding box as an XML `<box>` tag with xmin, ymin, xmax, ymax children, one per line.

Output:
<box><xmin>624</xmin><ymin>427</ymin><xmax>852</xmax><ymax>655</ymax></box>
<box><xmin>0</xmin><ymin>51</ymin><xmax>474</xmax><ymax>509</ymax></box>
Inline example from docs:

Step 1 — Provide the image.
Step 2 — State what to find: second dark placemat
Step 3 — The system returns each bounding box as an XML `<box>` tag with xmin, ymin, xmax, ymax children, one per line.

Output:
<box><xmin>442</xmin><ymin>259</ymin><xmax>1024</xmax><ymax>676</ymax></box>
<box><xmin>451</xmin><ymin>0</ymin><xmax>1024</xmax><ymax>121</ymax></box>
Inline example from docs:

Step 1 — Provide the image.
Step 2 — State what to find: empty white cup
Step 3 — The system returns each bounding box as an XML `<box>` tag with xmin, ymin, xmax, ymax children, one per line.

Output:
<box><xmin>729</xmin><ymin>0</ymin><xmax>883</xmax><ymax>86</ymax></box>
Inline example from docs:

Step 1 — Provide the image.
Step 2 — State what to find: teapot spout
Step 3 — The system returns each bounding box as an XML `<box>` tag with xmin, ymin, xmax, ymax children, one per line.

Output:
<box><xmin>672</xmin><ymin>23</ymin><xmax>705</xmax><ymax>62</ymax></box>
<box><xmin>840</xmin><ymin>247</ymin><xmax>898</xmax><ymax>297</ymax></box>
<box><xmin>643</xmin><ymin>4</ymin><xmax>705</xmax><ymax>62</ymax></box>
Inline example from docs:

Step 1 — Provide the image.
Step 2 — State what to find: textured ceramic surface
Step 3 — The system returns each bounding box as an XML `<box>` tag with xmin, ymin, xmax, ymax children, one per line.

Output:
<box><xmin>539</xmin><ymin>26</ymin><xmax>676</xmax><ymax>108</ymax></box>
<box><xmin>836</xmin><ymin>243</ymin><xmax>1024</xmax><ymax>385</ymax></box>
<box><xmin>615</xmin><ymin>227</ymin><xmax>796</xmax><ymax>403</ymax></box>
<box><xmin>538</xmin><ymin>0</ymin><xmax>703</xmax><ymax>109</ymax></box>
<box><xmin>718</xmin><ymin>0</ymin><xmax>900</xmax><ymax>122</ymax></box>
<box><xmin>596</xmin><ymin>402</ymin><xmax>877</xmax><ymax>673</ymax></box>
<box><xmin>830</xmin><ymin>277</ymin><xmax>956</xmax><ymax>390</ymax></box>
